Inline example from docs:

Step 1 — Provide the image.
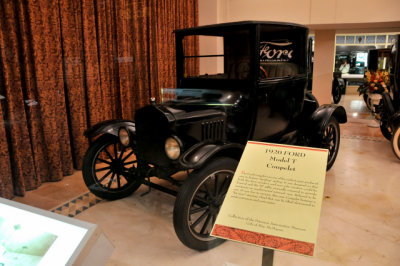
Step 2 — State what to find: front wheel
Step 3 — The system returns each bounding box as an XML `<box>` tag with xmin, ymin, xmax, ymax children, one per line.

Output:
<box><xmin>82</xmin><ymin>134</ymin><xmax>141</xmax><ymax>200</ymax></box>
<box><xmin>321</xmin><ymin>117</ymin><xmax>340</xmax><ymax>170</ymax></box>
<box><xmin>332</xmin><ymin>84</ymin><xmax>342</xmax><ymax>104</ymax></box>
<box><xmin>391</xmin><ymin>126</ymin><xmax>400</xmax><ymax>160</ymax></box>
<box><xmin>173</xmin><ymin>157</ymin><xmax>238</xmax><ymax>251</ymax></box>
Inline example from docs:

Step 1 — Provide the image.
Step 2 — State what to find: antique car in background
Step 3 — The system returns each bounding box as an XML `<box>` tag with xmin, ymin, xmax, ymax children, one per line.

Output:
<box><xmin>82</xmin><ymin>21</ymin><xmax>347</xmax><ymax>251</ymax></box>
<box><xmin>377</xmin><ymin>35</ymin><xmax>400</xmax><ymax>159</ymax></box>
<box><xmin>357</xmin><ymin>48</ymin><xmax>391</xmax><ymax>114</ymax></box>
<box><xmin>332</xmin><ymin>71</ymin><xmax>346</xmax><ymax>104</ymax></box>
<box><xmin>357</xmin><ymin>45</ymin><xmax>399</xmax><ymax>146</ymax></box>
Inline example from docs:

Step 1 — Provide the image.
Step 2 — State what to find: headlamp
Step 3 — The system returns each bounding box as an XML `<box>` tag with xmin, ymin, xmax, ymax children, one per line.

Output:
<box><xmin>119</xmin><ymin>127</ymin><xmax>131</xmax><ymax>147</ymax></box>
<box><xmin>165</xmin><ymin>136</ymin><xmax>181</xmax><ymax>160</ymax></box>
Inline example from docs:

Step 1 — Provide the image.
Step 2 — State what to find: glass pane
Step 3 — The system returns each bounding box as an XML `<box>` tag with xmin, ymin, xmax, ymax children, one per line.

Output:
<box><xmin>182</xmin><ymin>31</ymin><xmax>251</xmax><ymax>80</ymax></box>
<box><xmin>345</xmin><ymin>36</ymin><xmax>355</xmax><ymax>44</ymax></box>
<box><xmin>355</xmin><ymin>36</ymin><xmax>365</xmax><ymax>44</ymax></box>
<box><xmin>376</xmin><ymin>35</ymin><xmax>387</xmax><ymax>44</ymax></box>
<box><xmin>366</xmin><ymin>35</ymin><xmax>376</xmax><ymax>44</ymax></box>
<box><xmin>336</xmin><ymin>36</ymin><xmax>345</xmax><ymax>44</ymax></box>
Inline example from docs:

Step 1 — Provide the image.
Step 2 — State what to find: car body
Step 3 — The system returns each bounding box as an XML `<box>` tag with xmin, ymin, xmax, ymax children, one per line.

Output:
<box><xmin>82</xmin><ymin>21</ymin><xmax>347</xmax><ymax>250</ymax></box>
<box><xmin>377</xmin><ymin>35</ymin><xmax>400</xmax><ymax>159</ymax></box>
<box><xmin>356</xmin><ymin>44</ymin><xmax>400</xmax><ymax>148</ymax></box>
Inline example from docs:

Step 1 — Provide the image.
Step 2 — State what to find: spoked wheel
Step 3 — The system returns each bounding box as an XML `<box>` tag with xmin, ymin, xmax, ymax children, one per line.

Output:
<box><xmin>173</xmin><ymin>157</ymin><xmax>238</xmax><ymax>251</ymax></box>
<box><xmin>391</xmin><ymin>125</ymin><xmax>400</xmax><ymax>160</ymax></box>
<box><xmin>82</xmin><ymin>134</ymin><xmax>141</xmax><ymax>200</ymax></box>
<box><xmin>321</xmin><ymin>117</ymin><xmax>340</xmax><ymax>170</ymax></box>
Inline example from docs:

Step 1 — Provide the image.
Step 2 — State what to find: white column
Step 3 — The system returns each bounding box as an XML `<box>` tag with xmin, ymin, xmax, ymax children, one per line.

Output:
<box><xmin>312</xmin><ymin>30</ymin><xmax>336</xmax><ymax>105</ymax></box>
<box><xmin>198</xmin><ymin>0</ymin><xmax>223</xmax><ymax>74</ymax></box>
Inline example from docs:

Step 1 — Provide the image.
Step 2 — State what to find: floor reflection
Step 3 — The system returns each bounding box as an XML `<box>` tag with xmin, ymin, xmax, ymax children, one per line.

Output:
<box><xmin>338</xmin><ymin>94</ymin><xmax>384</xmax><ymax>138</ymax></box>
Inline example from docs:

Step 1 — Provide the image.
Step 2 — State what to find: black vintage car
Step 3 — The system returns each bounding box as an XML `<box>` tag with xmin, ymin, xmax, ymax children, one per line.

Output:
<box><xmin>82</xmin><ymin>21</ymin><xmax>347</xmax><ymax>251</ymax></box>
<box><xmin>377</xmin><ymin>35</ymin><xmax>400</xmax><ymax>159</ymax></box>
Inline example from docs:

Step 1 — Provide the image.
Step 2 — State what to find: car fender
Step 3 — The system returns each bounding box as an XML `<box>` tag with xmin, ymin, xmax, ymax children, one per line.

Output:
<box><xmin>84</xmin><ymin>119</ymin><xmax>135</xmax><ymax>139</ymax></box>
<box><xmin>179</xmin><ymin>141</ymin><xmax>244</xmax><ymax>169</ymax></box>
<box><xmin>304</xmin><ymin>104</ymin><xmax>347</xmax><ymax>137</ymax></box>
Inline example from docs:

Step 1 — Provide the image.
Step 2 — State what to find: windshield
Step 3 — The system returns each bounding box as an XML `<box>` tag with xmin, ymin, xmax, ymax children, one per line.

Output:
<box><xmin>182</xmin><ymin>30</ymin><xmax>252</xmax><ymax>80</ymax></box>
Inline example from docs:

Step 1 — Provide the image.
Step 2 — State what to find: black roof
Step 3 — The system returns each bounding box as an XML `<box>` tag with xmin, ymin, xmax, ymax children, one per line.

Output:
<box><xmin>174</xmin><ymin>21</ymin><xmax>308</xmax><ymax>35</ymax></box>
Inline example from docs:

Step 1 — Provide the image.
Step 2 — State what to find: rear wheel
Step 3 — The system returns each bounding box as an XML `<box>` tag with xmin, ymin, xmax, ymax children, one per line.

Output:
<box><xmin>82</xmin><ymin>135</ymin><xmax>141</xmax><ymax>200</ymax></box>
<box><xmin>321</xmin><ymin>117</ymin><xmax>340</xmax><ymax>170</ymax></box>
<box><xmin>173</xmin><ymin>157</ymin><xmax>238</xmax><ymax>251</ymax></box>
<box><xmin>391</xmin><ymin>126</ymin><xmax>400</xmax><ymax>160</ymax></box>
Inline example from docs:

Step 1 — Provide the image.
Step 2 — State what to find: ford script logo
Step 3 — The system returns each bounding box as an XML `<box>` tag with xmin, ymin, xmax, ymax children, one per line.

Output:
<box><xmin>260</xmin><ymin>41</ymin><xmax>293</xmax><ymax>62</ymax></box>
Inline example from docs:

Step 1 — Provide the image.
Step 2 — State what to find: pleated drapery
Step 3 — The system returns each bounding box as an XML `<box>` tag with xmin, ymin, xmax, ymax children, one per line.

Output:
<box><xmin>0</xmin><ymin>0</ymin><xmax>198</xmax><ymax>198</ymax></box>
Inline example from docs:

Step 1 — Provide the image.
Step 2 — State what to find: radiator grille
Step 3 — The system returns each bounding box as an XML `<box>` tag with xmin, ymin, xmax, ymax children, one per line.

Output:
<box><xmin>201</xmin><ymin>120</ymin><xmax>224</xmax><ymax>141</ymax></box>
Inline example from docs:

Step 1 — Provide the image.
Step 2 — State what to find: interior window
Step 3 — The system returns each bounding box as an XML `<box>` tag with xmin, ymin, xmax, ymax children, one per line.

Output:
<box><xmin>182</xmin><ymin>31</ymin><xmax>251</xmax><ymax>80</ymax></box>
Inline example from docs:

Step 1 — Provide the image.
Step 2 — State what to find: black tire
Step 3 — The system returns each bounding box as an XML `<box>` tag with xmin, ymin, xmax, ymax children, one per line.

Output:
<box><xmin>332</xmin><ymin>84</ymin><xmax>342</xmax><ymax>104</ymax></box>
<box><xmin>380</xmin><ymin>118</ymin><xmax>392</xmax><ymax>140</ymax></box>
<box><xmin>82</xmin><ymin>134</ymin><xmax>141</xmax><ymax>200</ymax></box>
<box><xmin>321</xmin><ymin>117</ymin><xmax>340</xmax><ymax>170</ymax></box>
<box><xmin>173</xmin><ymin>157</ymin><xmax>238</xmax><ymax>251</ymax></box>
<box><xmin>391</xmin><ymin>125</ymin><xmax>400</xmax><ymax>160</ymax></box>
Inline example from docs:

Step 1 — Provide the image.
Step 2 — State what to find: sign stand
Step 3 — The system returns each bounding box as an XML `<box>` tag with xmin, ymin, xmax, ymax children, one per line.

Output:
<box><xmin>211</xmin><ymin>141</ymin><xmax>328</xmax><ymax>259</ymax></box>
<box><xmin>262</xmin><ymin>249</ymin><xmax>274</xmax><ymax>266</ymax></box>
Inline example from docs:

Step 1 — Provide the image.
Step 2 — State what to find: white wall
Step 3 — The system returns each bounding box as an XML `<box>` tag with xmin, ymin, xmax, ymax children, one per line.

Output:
<box><xmin>313</xmin><ymin>30</ymin><xmax>336</xmax><ymax>104</ymax></box>
<box><xmin>217</xmin><ymin>0</ymin><xmax>400</xmax><ymax>26</ymax></box>
<box><xmin>199</xmin><ymin>0</ymin><xmax>400</xmax><ymax>103</ymax></box>
<box><xmin>198</xmin><ymin>0</ymin><xmax>224</xmax><ymax>74</ymax></box>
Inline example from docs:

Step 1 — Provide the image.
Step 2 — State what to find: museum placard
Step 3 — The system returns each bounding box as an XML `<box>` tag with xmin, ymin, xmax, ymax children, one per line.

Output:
<box><xmin>211</xmin><ymin>141</ymin><xmax>328</xmax><ymax>256</ymax></box>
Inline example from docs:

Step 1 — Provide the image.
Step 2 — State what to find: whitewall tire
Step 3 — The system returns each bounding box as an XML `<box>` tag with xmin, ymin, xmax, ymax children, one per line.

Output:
<box><xmin>391</xmin><ymin>126</ymin><xmax>400</xmax><ymax>160</ymax></box>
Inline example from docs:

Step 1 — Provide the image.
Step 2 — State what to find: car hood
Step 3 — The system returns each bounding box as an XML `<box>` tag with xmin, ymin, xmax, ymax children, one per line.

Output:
<box><xmin>160</xmin><ymin>88</ymin><xmax>246</xmax><ymax>121</ymax></box>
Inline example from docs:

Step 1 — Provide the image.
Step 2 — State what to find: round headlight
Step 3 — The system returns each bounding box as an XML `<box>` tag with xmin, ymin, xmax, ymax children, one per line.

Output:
<box><xmin>119</xmin><ymin>127</ymin><xmax>131</xmax><ymax>146</ymax></box>
<box><xmin>165</xmin><ymin>136</ymin><xmax>181</xmax><ymax>160</ymax></box>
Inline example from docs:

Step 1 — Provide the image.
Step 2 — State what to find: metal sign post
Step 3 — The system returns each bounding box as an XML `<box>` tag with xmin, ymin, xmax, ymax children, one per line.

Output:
<box><xmin>262</xmin><ymin>248</ymin><xmax>274</xmax><ymax>266</ymax></box>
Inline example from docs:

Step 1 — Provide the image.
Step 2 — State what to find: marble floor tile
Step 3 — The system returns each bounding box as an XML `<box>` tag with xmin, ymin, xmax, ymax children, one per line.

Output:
<box><xmin>76</xmin><ymin>187</ymin><xmax>262</xmax><ymax>266</ymax></box>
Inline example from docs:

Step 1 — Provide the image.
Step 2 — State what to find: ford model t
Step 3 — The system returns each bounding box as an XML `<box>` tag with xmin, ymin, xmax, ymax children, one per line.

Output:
<box><xmin>82</xmin><ymin>21</ymin><xmax>347</xmax><ymax>251</ymax></box>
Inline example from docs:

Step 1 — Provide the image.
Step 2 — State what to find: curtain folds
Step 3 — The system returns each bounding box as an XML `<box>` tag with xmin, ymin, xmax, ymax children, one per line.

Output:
<box><xmin>0</xmin><ymin>0</ymin><xmax>198</xmax><ymax>198</ymax></box>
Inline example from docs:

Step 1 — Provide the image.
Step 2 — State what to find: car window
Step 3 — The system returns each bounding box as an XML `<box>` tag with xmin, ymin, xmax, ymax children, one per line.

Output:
<box><xmin>182</xmin><ymin>31</ymin><xmax>251</xmax><ymax>80</ymax></box>
<box><xmin>259</xmin><ymin>40</ymin><xmax>299</xmax><ymax>79</ymax></box>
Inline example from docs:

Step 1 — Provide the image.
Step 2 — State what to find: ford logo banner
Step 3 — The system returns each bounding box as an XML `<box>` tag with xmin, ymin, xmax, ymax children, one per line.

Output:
<box><xmin>260</xmin><ymin>41</ymin><xmax>294</xmax><ymax>62</ymax></box>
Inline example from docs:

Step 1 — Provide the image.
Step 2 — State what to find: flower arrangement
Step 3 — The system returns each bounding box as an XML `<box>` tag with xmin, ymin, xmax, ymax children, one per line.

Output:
<box><xmin>360</xmin><ymin>70</ymin><xmax>390</xmax><ymax>94</ymax></box>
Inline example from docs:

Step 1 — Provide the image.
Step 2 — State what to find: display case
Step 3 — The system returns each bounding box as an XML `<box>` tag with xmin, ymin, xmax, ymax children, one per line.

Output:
<box><xmin>0</xmin><ymin>198</ymin><xmax>113</xmax><ymax>265</ymax></box>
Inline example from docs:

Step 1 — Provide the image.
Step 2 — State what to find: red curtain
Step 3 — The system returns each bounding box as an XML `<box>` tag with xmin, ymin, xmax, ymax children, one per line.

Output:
<box><xmin>0</xmin><ymin>0</ymin><xmax>198</xmax><ymax>199</ymax></box>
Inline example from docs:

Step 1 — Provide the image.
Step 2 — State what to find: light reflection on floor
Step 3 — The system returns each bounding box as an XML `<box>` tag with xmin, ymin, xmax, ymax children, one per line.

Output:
<box><xmin>339</xmin><ymin>94</ymin><xmax>384</xmax><ymax>138</ymax></box>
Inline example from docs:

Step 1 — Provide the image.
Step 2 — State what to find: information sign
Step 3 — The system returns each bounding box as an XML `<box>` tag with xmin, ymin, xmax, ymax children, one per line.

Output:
<box><xmin>211</xmin><ymin>141</ymin><xmax>328</xmax><ymax>256</ymax></box>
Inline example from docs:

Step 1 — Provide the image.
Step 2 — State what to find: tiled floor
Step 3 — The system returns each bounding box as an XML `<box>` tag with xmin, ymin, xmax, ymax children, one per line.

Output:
<box><xmin>13</xmin><ymin>171</ymin><xmax>89</xmax><ymax>210</ymax></box>
<box><xmin>11</xmin><ymin>94</ymin><xmax>400</xmax><ymax>265</ymax></box>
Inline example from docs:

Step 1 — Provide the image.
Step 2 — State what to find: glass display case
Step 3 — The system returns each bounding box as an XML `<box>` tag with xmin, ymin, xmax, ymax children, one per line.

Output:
<box><xmin>0</xmin><ymin>198</ymin><xmax>113</xmax><ymax>265</ymax></box>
